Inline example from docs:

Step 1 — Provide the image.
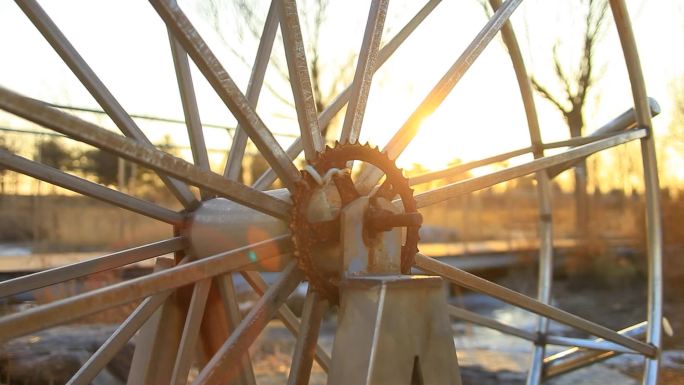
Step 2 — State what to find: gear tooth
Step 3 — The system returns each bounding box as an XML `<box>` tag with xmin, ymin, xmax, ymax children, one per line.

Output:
<box><xmin>334</xmin><ymin>140</ymin><xmax>340</xmax><ymax>146</ymax></box>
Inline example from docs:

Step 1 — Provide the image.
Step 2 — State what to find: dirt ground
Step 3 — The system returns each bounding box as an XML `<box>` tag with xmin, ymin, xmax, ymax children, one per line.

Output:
<box><xmin>1</xmin><ymin>248</ymin><xmax>682</xmax><ymax>385</ymax></box>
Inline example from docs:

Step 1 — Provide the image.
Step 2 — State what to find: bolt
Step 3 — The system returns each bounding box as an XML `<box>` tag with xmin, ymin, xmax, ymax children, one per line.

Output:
<box><xmin>365</xmin><ymin>208</ymin><xmax>422</xmax><ymax>233</ymax></box>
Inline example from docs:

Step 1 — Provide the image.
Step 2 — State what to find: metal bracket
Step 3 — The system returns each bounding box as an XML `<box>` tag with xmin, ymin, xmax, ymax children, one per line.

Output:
<box><xmin>328</xmin><ymin>275</ymin><xmax>462</xmax><ymax>385</ymax></box>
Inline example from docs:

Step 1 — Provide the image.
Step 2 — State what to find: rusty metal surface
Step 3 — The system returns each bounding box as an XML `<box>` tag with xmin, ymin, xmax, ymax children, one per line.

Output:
<box><xmin>290</xmin><ymin>143</ymin><xmax>419</xmax><ymax>303</ymax></box>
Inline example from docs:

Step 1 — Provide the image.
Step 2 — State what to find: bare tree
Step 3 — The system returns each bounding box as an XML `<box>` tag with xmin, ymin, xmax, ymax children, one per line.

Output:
<box><xmin>197</xmin><ymin>0</ymin><xmax>356</xmax><ymax>179</ymax></box>
<box><xmin>529</xmin><ymin>0</ymin><xmax>608</xmax><ymax>241</ymax></box>
<box><xmin>199</xmin><ymin>0</ymin><xmax>354</xmax><ymax>135</ymax></box>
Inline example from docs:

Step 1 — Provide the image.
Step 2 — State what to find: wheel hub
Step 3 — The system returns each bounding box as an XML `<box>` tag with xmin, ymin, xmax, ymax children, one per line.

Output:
<box><xmin>290</xmin><ymin>143</ymin><xmax>422</xmax><ymax>303</ymax></box>
<box><xmin>184</xmin><ymin>191</ymin><xmax>290</xmax><ymax>270</ymax></box>
<box><xmin>185</xmin><ymin>143</ymin><xmax>422</xmax><ymax>304</ymax></box>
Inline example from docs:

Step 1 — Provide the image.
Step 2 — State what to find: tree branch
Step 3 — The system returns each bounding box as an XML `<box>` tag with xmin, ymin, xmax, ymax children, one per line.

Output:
<box><xmin>552</xmin><ymin>42</ymin><xmax>573</xmax><ymax>101</ymax></box>
<box><xmin>530</xmin><ymin>76</ymin><xmax>569</xmax><ymax>114</ymax></box>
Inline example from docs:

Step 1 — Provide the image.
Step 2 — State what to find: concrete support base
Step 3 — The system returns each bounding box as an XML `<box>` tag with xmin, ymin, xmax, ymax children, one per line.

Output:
<box><xmin>328</xmin><ymin>275</ymin><xmax>461</xmax><ymax>385</ymax></box>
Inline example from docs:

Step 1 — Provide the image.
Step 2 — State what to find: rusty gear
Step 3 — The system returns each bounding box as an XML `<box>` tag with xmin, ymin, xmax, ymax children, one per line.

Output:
<box><xmin>290</xmin><ymin>142</ymin><xmax>420</xmax><ymax>303</ymax></box>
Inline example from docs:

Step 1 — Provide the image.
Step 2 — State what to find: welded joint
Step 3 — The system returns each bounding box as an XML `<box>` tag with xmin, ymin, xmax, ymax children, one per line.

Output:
<box><xmin>173</xmin><ymin>224</ymin><xmax>192</xmax><ymax>262</ymax></box>
<box><xmin>530</xmin><ymin>141</ymin><xmax>545</xmax><ymax>159</ymax></box>
<box><xmin>639</xmin><ymin>125</ymin><xmax>654</xmax><ymax>140</ymax></box>
<box><xmin>535</xmin><ymin>332</ymin><xmax>547</xmax><ymax>347</ymax></box>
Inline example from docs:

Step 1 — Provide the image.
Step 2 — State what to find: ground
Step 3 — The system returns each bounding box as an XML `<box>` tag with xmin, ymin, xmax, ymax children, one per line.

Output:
<box><xmin>1</xmin><ymin>249</ymin><xmax>683</xmax><ymax>384</ymax></box>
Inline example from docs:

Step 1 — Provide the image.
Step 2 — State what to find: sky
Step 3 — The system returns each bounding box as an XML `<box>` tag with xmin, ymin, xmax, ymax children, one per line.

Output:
<box><xmin>0</xmin><ymin>0</ymin><xmax>683</xmax><ymax>190</ymax></box>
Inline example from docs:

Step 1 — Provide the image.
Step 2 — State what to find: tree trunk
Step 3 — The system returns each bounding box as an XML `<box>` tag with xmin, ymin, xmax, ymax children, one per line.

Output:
<box><xmin>567</xmin><ymin>111</ymin><xmax>589</xmax><ymax>253</ymax></box>
<box><xmin>574</xmin><ymin>160</ymin><xmax>589</xmax><ymax>240</ymax></box>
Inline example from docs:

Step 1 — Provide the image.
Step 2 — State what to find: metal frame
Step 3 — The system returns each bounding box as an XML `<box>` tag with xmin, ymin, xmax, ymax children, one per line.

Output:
<box><xmin>0</xmin><ymin>0</ymin><xmax>662</xmax><ymax>384</ymax></box>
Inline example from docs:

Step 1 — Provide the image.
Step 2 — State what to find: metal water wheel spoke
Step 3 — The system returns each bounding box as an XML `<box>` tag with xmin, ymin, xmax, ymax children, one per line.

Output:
<box><xmin>0</xmin><ymin>1</ymin><xmax>663</xmax><ymax>384</ymax></box>
<box><xmin>150</xmin><ymin>0</ymin><xmax>302</xmax><ymax>192</ymax></box>
<box><xmin>224</xmin><ymin>0</ymin><xmax>280</xmax><ymax>181</ymax></box>
<box><xmin>356</xmin><ymin>0</ymin><xmax>524</xmax><ymax>192</ymax></box>
<box><xmin>252</xmin><ymin>0</ymin><xmax>443</xmax><ymax>190</ymax></box>
<box><xmin>16</xmin><ymin>0</ymin><xmax>198</xmax><ymax>208</ymax></box>
<box><xmin>278</xmin><ymin>0</ymin><xmax>325</xmax><ymax>161</ymax></box>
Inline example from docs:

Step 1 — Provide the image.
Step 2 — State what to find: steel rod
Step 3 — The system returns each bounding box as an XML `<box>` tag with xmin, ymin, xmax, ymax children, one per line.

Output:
<box><xmin>216</xmin><ymin>7</ymin><xmax>278</xmax><ymax>372</ymax></box>
<box><xmin>0</xmin><ymin>86</ymin><xmax>291</xmax><ymax>219</ymax></box>
<box><xmin>67</xmin><ymin>292</ymin><xmax>171</xmax><ymax>385</ymax></box>
<box><xmin>0</xmin><ymin>235</ymin><xmax>290</xmax><ymax>342</ymax></box>
<box><xmin>15</xmin><ymin>0</ymin><xmax>197</xmax><ymax>208</ymax></box>
<box><xmin>409</xmin><ymin>146</ymin><xmax>531</xmax><ymax>186</ymax></box>
<box><xmin>543</xmin><ymin>133</ymin><xmax>617</xmax><ymax>150</ymax></box>
<box><xmin>486</xmin><ymin>1</ymin><xmax>555</xmax><ymax>383</ymax></box>
<box><xmin>224</xmin><ymin>0</ymin><xmax>279</xmax><ymax>181</ymax></box>
<box><xmin>0</xmin><ymin>237</ymin><xmax>185</xmax><ymax>298</ymax></box>
<box><xmin>241</xmin><ymin>271</ymin><xmax>331</xmax><ymax>371</ymax></box>
<box><xmin>0</xmin><ymin>149</ymin><xmax>183</xmax><ymax>225</ymax></box>
<box><xmin>412</xmin><ymin>129</ymin><xmax>647</xmax><ymax>209</ymax></box>
<box><xmin>192</xmin><ymin>261</ymin><xmax>304</xmax><ymax>385</ymax></box>
<box><xmin>546</xmin><ymin>98</ymin><xmax>660</xmax><ymax>177</ymax></box>
<box><xmin>610</xmin><ymin>2</ymin><xmax>663</xmax><ymax>384</ymax></box>
<box><xmin>448</xmin><ymin>305</ymin><xmax>536</xmax><ymax>342</ymax></box>
<box><xmin>168</xmin><ymin>33</ymin><xmax>211</xmax><ymax>199</ymax></box>
<box><xmin>543</xmin><ymin>322</ymin><xmax>647</xmax><ymax>379</ymax></box>
<box><xmin>149</xmin><ymin>0</ymin><xmax>301</xmax><ymax>192</ymax></box>
<box><xmin>287</xmin><ymin>288</ymin><xmax>327</xmax><ymax>385</ymax></box>
<box><xmin>527</xmin><ymin>172</ymin><xmax>554</xmax><ymax>385</ymax></box>
<box><xmin>171</xmin><ymin>279</ymin><xmax>212</xmax><ymax>385</ymax></box>
<box><xmin>252</xmin><ymin>0</ymin><xmax>443</xmax><ymax>189</ymax></box>
<box><xmin>414</xmin><ymin>254</ymin><xmax>656</xmax><ymax>357</ymax></box>
<box><xmin>215</xmin><ymin>274</ymin><xmax>258</xmax><ymax>385</ymax></box>
<box><xmin>278</xmin><ymin>0</ymin><xmax>325</xmax><ymax>161</ymax></box>
<box><xmin>545</xmin><ymin>335</ymin><xmax>639</xmax><ymax>354</ymax></box>
<box><xmin>339</xmin><ymin>0</ymin><xmax>389</xmax><ymax>144</ymax></box>
<box><xmin>357</xmin><ymin>0</ymin><xmax>523</xmax><ymax>191</ymax></box>
<box><xmin>216</xmin><ymin>8</ymin><xmax>280</xmax><ymax>379</ymax></box>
